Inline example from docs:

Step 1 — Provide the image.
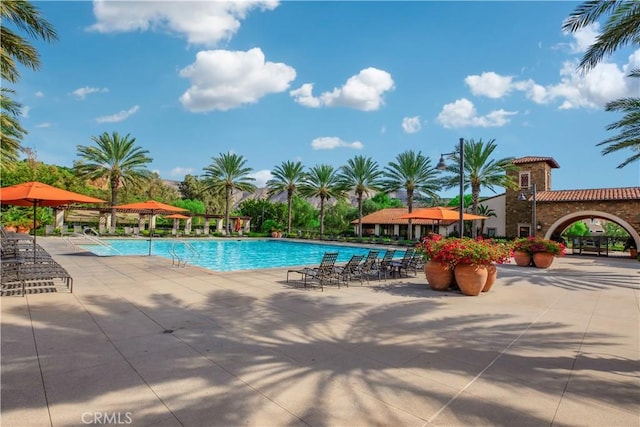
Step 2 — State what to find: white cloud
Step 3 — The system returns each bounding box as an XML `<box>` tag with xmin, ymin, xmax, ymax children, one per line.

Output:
<box><xmin>289</xmin><ymin>83</ymin><xmax>320</xmax><ymax>108</ymax></box>
<box><xmin>401</xmin><ymin>116</ymin><xmax>422</xmax><ymax>134</ymax></box>
<box><xmin>96</xmin><ymin>105</ymin><xmax>140</xmax><ymax>123</ymax></box>
<box><xmin>35</xmin><ymin>122</ymin><xmax>51</xmax><ymax>128</ymax></box>
<box><xmin>566</xmin><ymin>22</ymin><xmax>600</xmax><ymax>54</ymax></box>
<box><xmin>292</xmin><ymin>67</ymin><xmax>394</xmax><ymax>111</ymax></box>
<box><xmin>72</xmin><ymin>86</ymin><xmax>108</xmax><ymax>99</ymax></box>
<box><xmin>21</xmin><ymin>106</ymin><xmax>30</xmax><ymax>118</ymax></box>
<box><xmin>89</xmin><ymin>0</ymin><xmax>278</xmax><ymax>47</ymax></box>
<box><xmin>311</xmin><ymin>136</ymin><xmax>364</xmax><ymax>150</ymax></box>
<box><xmin>436</xmin><ymin>98</ymin><xmax>516</xmax><ymax>128</ymax></box>
<box><xmin>169</xmin><ymin>167</ymin><xmax>194</xmax><ymax>178</ymax></box>
<box><xmin>465</xmin><ymin>49</ymin><xmax>639</xmax><ymax>110</ymax></box>
<box><xmin>179</xmin><ymin>48</ymin><xmax>296</xmax><ymax>112</ymax></box>
<box><xmin>465</xmin><ymin>72</ymin><xmax>514</xmax><ymax>98</ymax></box>
<box><xmin>250</xmin><ymin>169</ymin><xmax>272</xmax><ymax>188</ymax></box>
<box><xmin>34</xmin><ymin>91</ymin><xmax>44</xmax><ymax>98</ymax></box>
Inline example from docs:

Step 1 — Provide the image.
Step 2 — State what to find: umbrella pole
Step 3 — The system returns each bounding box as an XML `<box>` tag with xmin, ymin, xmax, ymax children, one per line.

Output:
<box><xmin>33</xmin><ymin>202</ymin><xmax>37</xmax><ymax>262</ymax></box>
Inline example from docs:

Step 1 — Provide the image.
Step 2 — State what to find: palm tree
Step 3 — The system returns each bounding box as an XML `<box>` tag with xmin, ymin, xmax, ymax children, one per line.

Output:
<box><xmin>337</xmin><ymin>155</ymin><xmax>383</xmax><ymax>238</ymax></box>
<box><xmin>203</xmin><ymin>152</ymin><xmax>256</xmax><ymax>234</ymax></box>
<box><xmin>1</xmin><ymin>0</ymin><xmax>57</xmax><ymax>165</ymax></box>
<box><xmin>1</xmin><ymin>0</ymin><xmax>57</xmax><ymax>83</ymax></box>
<box><xmin>300</xmin><ymin>164</ymin><xmax>345</xmax><ymax>239</ymax></box>
<box><xmin>597</xmin><ymin>71</ymin><xmax>640</xmax><ymax>168</ymax></box>
<box><xmin>75</xmin><ymin>132</ymin><xmax>152</xmax><ymax>227</ymax></box>
<box><xmin>266</xmin><ymin>160</ymin><xmax>306</xmax><ymax>234</ymax></box>
<box><xmin>563</xmin><ymin>1</ymin><xmax>640</xmax><ymax>73</ymax></box>
<box><xmin>440</xmin><ymin>139</ymin><xmax>517</xmax><ymax>237</ymax></box>
<box><xmin>476</xmin><ymin>204</ymin><xmax>497</xmax><ymax>236</ymax></box>
<box><xmin>564</xmin><ymin>2</ymin><xmax>640</xmax><ymax>168</ymax></box>
<box><xmin>1</xmin><ymin>88</ymin><xmax>26</xmax><ymax>167</ymax></box>
<box><xmin>382</xmin><ymin>150</ymin><xmax>441</xmax><ymax>240</ymax></box>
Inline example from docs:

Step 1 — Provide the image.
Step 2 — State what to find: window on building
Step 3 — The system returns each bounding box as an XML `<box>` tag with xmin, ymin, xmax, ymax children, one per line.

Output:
<box><xmin>519</xmin><ymin>171</ymin><xmax>530</xmax><ymax>189</ymax></box>
<box><xmin>487</xmin><ymin>227</ymin><xmax>497</xmax><ymax>237</ymax></box>
<box><xmin>519</xmin><ymin>225</ymin><xmax>531</xmax><ymax>238</ymax></box>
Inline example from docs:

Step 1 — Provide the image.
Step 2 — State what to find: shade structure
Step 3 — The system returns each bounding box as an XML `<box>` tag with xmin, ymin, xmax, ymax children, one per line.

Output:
<box><xmin>112</xmin><ymin>200</ymin><xmax>188</xmax><ymax>255</ymax></box>
<box><xmin>396</xmin><ymin>207</ymin><xmax>487</xmax><ymax>221</ymax></box>
<box><xmin>396</xmin><ymin>207</ymin><xmax>487</xmax><ymax>235</ymax></box>
<box><xmin>165</xmin><ymin>213</ymin><xmax>190</xmax><ymax>220</ymax></box>
<box><xmin>0</xmin><ymin>181</ymin><xmax>106</xmax><ymax>260</ymax></box>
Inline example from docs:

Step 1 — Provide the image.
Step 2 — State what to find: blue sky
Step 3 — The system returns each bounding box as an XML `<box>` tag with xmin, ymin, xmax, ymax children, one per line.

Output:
<box><xmin>14</xmin><ymin>1</ymin><xmax>640</xmax><ymax>197</ymax></box>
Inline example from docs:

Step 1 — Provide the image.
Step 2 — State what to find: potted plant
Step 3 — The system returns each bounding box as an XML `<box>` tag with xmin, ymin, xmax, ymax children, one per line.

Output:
<box><xmin>512</xmin><ymin>237</ymin><xmax>565</xmax><ymax>268</ymax></box>
<box><xmin>416</xmin><ymin>234</ymin><xmax>454</xmax><ymax>290</ymax></box>
<box><xmin>624</xmin><ymin>236</ymin><xmax>637</xmax><ymax>259</ymax></box>
<box><xmin>416</xmin><ymin>235</ymin><xmax>510</xmax><ymax>294</ymax></box>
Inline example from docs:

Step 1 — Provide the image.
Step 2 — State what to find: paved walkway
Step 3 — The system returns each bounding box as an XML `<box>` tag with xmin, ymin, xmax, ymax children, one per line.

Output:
<box><xmin>2</xmin><ymin>237</ymin><xmax>639</xmax><ymax>426</ymax></box>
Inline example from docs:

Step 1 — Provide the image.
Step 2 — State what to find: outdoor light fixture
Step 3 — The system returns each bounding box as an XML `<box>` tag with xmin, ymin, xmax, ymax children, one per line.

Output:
<box><xmin>437</xmin><ymin>137</ymin><xmax>465</xmax><ymax>237</ymax></box>
<box><xmin>518</xmin><ymin>183</ymin><xmax>537</xmax><ymax>237</ymax></box>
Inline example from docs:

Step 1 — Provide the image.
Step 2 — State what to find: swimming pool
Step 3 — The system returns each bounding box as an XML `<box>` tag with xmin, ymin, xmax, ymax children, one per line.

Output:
<box><xmin>79</xmin><ymin>239</ymin><xmax>398</xmax><ymax>272</ymax></box>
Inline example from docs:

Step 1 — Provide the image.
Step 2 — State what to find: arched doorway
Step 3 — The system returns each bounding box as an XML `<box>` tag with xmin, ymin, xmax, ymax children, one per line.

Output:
<box><xmin>544</xmin><ymin>210</ymin><xmax>640</xmax><ymax>250</ymax></box>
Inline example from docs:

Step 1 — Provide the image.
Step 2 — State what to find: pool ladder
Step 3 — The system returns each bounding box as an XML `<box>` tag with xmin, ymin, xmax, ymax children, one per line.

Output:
<box><xmin>169</xmin><ymin>240</ymin><xmax>200</xmax><ymax>267</ymax></box>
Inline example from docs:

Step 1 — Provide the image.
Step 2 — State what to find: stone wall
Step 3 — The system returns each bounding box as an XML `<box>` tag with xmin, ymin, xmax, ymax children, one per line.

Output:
<box><xmin>504</xmin><ymin>160</ymin><xmax>640</xmax><ymax>242</ymax></box>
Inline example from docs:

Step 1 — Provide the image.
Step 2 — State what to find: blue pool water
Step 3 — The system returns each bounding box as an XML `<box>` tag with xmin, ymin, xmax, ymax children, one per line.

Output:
<box><xmin>79</xmin><ymin>239</ymin><xmax>396</xmax><ymax>272</ymax></box>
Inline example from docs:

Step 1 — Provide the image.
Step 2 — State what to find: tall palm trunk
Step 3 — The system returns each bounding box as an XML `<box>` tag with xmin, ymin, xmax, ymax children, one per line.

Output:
<box><xmin>407</xmin><ymin>189</ymin><xmax>414</xmax><ymax>240</ymax></box>
<box><xmin>110</xmin><ymin>177</ymin><xmax>119</xmax><ymax>228</ymax></box>
<box><xmin>287</xmin><ymin>189</ymin><xmax>293</xmax><ymax>234</ymax></box>
<box><xmin>319</xmin><ymin>196</ymin><xmax>326</xmax><ymax>238</ymax></box>
<box><xmin>471</xmin><ymin>185</ymin><xmax>480</xmax><ymax>238</ymax></box>
<box><xmin>225</xmin><ymin>185</ymin><xmax>231</xmax><ymax>234</ymax></box>
<box><xmin>357</xmin><ymin>191</ymin><xmax>363</xmax><ymax>238</ymax></box>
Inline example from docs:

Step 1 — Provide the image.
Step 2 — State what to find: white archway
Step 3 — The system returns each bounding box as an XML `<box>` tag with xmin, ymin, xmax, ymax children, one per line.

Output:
<box><xmin>544</xmin><ymin>210</ymin><xmax>640</xmax><ymax>248</ymax></box>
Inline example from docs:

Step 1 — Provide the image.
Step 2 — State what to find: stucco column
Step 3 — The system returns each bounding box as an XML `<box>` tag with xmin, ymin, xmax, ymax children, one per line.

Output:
<box><xmin>204</xmin><ymin>218</ymin><xmax>210</xmax><ymax>235</ymax></box>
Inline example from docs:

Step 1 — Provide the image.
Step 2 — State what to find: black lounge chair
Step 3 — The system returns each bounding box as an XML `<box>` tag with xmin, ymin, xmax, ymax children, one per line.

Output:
<box><xmin>334</xmin><ymin>254</ymin><xmax>365</xmax><ymax>287</ymax></box>
<box><xmin>286</xmin><ymin>251</ymin><xmax>339</xmax><ymax>291</ymax></box>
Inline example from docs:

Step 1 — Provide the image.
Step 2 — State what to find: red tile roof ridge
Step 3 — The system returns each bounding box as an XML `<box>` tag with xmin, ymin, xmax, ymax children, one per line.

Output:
<box><xmin>512</xmin><ymin>156</ymin><xmax>560</xmax><ymax>168</ymax></box>
<box><xmin>537</xmin><ymin>187</ymin><xmax>640</xmax><ymax>202</ymax></box>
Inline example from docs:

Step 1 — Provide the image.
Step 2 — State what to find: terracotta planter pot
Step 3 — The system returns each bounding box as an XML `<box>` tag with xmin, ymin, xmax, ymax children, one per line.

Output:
<box><xmin>630</xmin><ymin>248</ymin><xmax>638</xmax><ymax>259</ymax></box>
<box><xmin>482</xmin><ymin>263</ymin><xmax>497</xmax><ymax>292</ymax></box>
<box><xmin>533</xmin><ymin>252</ymin><xmax>555</xmax><ymax>269</ymax></box>
<box><xmin>4</xmin><ymin>226</ymin><xmax>18</xmax><ymax>233</ymax></box>
<box><xmin>454</xmin><ymin>263</ymin><xmax>488</xmax><ymax>296</ymax></box>
<box><xmin>513</xmin><ymin>251</ymin><xmax>532</xmax><ymax>267</ymax></box>
<box><xmin>424</xmin><ymin>260</ymin><xmax>454</xmax><ymax>291</ymax></box>
<box><xmin>271</xmin><ymin>231</ymin><xmax>282</xmax><ymax>238</ymax></box>
<box><xmin>16</xmin><ymin>226</ymin><xmax>31</xmax><ymax>234</ymax></box>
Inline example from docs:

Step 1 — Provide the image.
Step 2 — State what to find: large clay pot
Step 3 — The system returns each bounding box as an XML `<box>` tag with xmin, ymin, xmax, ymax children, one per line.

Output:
<box><xmin>513</xmin><ymin>251</ymin><xmax>532</xmax><ymax>267</ymax></box>
<box><xmin>454</xmin><ymin>263</ymin><xmax>488</xmax><ymax>296</ymax></box>
<box><xmin>425</xmin><ymin>260</ymin><xmax>454</xmax><ymax>291</ymax></box>
<box><xmin>533</xmin><ymin>252</ymin><xmax>555</xmax><ymax>269</ymax></box>
<box><xmin>482</xmin><ymin>263</ymin><xmax>497</xmax><ymax>292</ymax></box>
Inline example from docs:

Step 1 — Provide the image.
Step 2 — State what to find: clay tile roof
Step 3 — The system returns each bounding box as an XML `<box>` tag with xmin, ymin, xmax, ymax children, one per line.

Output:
<box><xmin>536</xmin><ymin>187</ymin><xmax>640</xmax><ymax>202</ymax></box>
<box><xmin>350</xmin><ymin>207</ymin><xmax>453</xmax><ymax>225</ymax></box>
<box><xmin>512</xmin><ymin>156</ymin><xmax>560</xmax><ymax>168</ymax></box>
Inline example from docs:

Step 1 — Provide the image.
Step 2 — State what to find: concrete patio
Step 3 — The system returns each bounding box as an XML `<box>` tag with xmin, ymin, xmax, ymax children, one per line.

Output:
<box><xmin>2</xmin><ymin>237</ymin><xmax>639</xmax><ymax>426</ymax></box>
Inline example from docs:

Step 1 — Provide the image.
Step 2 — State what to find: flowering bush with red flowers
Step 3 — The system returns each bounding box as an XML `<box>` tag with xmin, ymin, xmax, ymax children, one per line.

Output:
<box><xmin>416</xmin><ymin>235</ymin><xmax>512</xmax><ymax>267</ymax></box>
<box><xmin>512</xmin><ymin>237</ymin><xmax>565</xmax><ymax>256</ymax></box>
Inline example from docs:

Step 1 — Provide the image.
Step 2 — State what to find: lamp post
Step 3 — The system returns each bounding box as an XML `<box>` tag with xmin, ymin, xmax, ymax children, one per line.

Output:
<box><xmin>518</xmin><ymin>183</ymin><xmax>537</xmax><ymax>237</ymax></box>
<box><xmin>436</xmin><ymin>137</ymin><xmax>465</xmax><ymax>237</ymax></box>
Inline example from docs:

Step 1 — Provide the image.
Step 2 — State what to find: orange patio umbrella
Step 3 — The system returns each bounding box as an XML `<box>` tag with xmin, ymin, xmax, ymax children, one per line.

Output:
<box><xmin>112</xmin><ymin>200</ymin><xmax>188</xmax><ymax>255</ymax></box>
<box><xmin>0</xmin><ymin>181</ymin><xmax>106</xmax><ymax>259</ymax></box>
<box><xmin>397</xmin><ymin>207</ymin><xmax>487</xmax><ymax>221</ymax></box>
<box><xmin>396</xmin><ymin>206</ymin><xmax>487</xmax><ymax>235</ymax></box>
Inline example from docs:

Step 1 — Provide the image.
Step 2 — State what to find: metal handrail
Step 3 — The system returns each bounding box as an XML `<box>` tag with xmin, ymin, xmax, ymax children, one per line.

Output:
<box><xmin>169</xmin><ymin>240</ymin><xmax>201</xmax><ymax>267</ymax></box>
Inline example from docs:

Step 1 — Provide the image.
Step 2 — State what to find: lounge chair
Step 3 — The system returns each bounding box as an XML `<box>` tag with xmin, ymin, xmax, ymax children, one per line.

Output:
<box><xmin>334</xmin><ymin>254</ymin><xmax>365</xmax><ymax>287</ymax></box>
<box><xmin>390</xmin><ymin>248</ymin><xmax>416</xmax><ymax>278</ymax></box>
<box><xmin>373</xmin><ymin>249</ymin><xmax>396</xmax><ymax>280</ymax></box>
<box><xmin>353</xmin><ymin>249</ymin><xmax>380</xmax><ymax>285</ymax></box>
<box><xmin>286</xmin><ymin>251</ymin><xmax>339</xmax><ymax>291</ymax></box>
